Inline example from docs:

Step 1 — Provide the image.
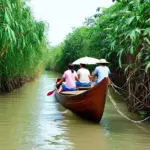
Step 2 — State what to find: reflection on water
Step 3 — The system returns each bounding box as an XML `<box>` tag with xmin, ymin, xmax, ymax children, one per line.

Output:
<box><xmin>0</xmin><ymin>71</ymin><xmax>150</xmax><ymax>150</ymax></box>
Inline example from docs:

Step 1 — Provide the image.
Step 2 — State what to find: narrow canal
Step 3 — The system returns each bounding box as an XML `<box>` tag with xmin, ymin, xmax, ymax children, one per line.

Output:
<box><xmin>0</xmin><ymin>71</ymin><xmax>150</xmax><ymax>150</ymax></box>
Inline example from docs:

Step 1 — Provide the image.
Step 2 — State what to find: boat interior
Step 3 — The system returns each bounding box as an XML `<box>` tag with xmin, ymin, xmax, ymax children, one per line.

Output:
<box><xmin>60</xmin><ymin>86</ymin><xmax>92</xmax><ymax>95</ymax></box>
<box><xmin>56</xmin><ymin>78</ymin><xmax>93</xmax><ymax>95</ymax></box>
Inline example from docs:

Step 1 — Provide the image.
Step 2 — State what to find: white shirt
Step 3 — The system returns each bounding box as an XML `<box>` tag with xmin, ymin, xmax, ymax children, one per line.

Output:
<box><xmin>77</xmin><ymin>68</ymin><xmax>90</xmax><ymax>83</ymax></box>
<box><xmin>94</xmin><ymin>66</ymin><xmax>110</xmax><ymax>83</ymax></box>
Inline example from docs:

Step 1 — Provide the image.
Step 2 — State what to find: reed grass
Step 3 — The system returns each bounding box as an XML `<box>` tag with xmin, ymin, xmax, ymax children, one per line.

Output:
<box><xmin>0</xmin><ymin>0</ymin><xmax>48</xmax><ymax>92</ymax></box>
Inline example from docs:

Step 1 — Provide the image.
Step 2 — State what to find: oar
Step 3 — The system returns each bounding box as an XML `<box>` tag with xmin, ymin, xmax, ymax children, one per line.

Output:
<box><xmin>47</xmin><ymin>89</ymin><xmax>56</xmax><ymax>96</ymax></box>
<box><xmin>47</xmin><ymin>78</ymin><xmax>62</xmax><ymax>96</ymax></box>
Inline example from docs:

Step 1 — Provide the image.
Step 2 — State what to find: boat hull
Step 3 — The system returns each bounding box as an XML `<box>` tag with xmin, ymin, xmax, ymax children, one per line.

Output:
<box><xmin>55</xmin><ymin>78</ymin><xmax>108</xmax><ymax>122</ymax></box>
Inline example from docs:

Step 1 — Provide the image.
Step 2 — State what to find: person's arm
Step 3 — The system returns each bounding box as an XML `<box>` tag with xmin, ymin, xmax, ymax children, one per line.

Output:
<box><xmin>56</xmin><ymin>78</ymin><xmax>64</xmax><ymax>86</ymax></box>
<box><xmin>92</xmin><ymin>67</ymin><xmax>98</xmax><ymax>78</ymax></box>
<box><xmin>92</xmin><ymin>74</ymin><xmax>97</xmax><ymax>82</ymax></box>
<box><xmin>91</xmin><ymin>67</ymin><xmax>98</xmax><ymax>82</ymax></box>
<box><xmin>77</xmin><ymin>74</ymin><xmax>80</xmax><ymax>80</ymax></box>
<box><xmin>76</xmin><ymin>70</ymin><xmax>80</xmax><ymax>81</ymax></box>
<box><xmin>88</xmin><ymin>75</ymin><xmax>93</xmax><ymax>81</ymax></box>
<box><xmin>75</xmin><ymin>76</ymin><xmax>78</xmax><ymax>81</ymax></box>
<box><xmin>75</xmin><ymin>71</ymin><xmax>78</xmax><ymax>81</ymax></box>
<box><xmin>56</xmin><ymin>72</ymin><xmax>65</xmax><ymax>85</ymax></box>
<box><xmin>87</xmin><ymin>70</ymin><xmax>92</xmax><ymax>81</ymax></box>
<box><xmin>76</xmin><ymin>75</ymin><xmax>79</xmax><ymax>81</ymax></box>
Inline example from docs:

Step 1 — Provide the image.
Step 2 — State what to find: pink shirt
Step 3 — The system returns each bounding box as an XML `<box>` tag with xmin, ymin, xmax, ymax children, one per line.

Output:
<box><xmin>63</xmin><ymin>70</ymin><xmax>77</xmax><ymax>88</ymax></box>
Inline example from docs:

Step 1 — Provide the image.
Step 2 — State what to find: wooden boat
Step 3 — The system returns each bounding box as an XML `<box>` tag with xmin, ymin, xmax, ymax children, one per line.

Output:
<box><xmin>55</xmin><ymin>78</ymin><xmax>108</xmax><ymax>123</ymax></box>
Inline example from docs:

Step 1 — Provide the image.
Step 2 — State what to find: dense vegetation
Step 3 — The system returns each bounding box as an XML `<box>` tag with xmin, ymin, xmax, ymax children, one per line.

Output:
<box><xmin>47</xmin><ymin>0</ymin><xmax>150</xmax><ymax>112</ymax></box>
<box><xmin>0</xmin><ymin>0</ymin><xmax>48</xmax><ymax>92</ymax></box>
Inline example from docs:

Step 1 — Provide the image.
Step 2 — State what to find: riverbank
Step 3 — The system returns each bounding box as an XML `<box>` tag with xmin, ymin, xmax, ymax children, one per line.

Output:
<box><xmin>0</xmin><ymin>76</ymin><xmax>34</xmax><ymax>92</ymax></box>
<box><xmin>0</xmin><ymin>69</ymin><xmax>42</xmax><ymax>92</ymax></box>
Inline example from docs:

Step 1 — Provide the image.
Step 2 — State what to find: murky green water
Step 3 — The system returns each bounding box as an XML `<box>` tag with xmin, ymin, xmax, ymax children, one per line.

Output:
<box><xmin>0</xmin><ymin>71</ymin><xmax>150</xmax><ymax>150</ymax></box>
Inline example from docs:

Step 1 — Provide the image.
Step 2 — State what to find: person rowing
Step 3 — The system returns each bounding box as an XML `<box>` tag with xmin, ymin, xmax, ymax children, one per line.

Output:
<box><xmin>56</xmin><ymin>64</ymin><xmax>78</xmax><ymax>93</ymax></box>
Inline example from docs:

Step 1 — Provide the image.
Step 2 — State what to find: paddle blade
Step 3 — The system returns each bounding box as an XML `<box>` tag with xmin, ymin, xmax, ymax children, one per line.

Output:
<box><xmin>47</xmin><ymin>89</ymin><xmax>55</xmax><ymax>96</ymax></box>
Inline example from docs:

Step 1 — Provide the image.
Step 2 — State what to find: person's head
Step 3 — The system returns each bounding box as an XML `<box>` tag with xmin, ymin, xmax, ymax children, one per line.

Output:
<box><xmin>80</xmin><ymin>63</ymin><xmax>86</xmax><ymax>68</ymax></box>
<box><xmin>68</xmin><ymin>63</ymin><xmax>74</xmax><ymax>73</ymax></box>
<box><xmin>99</xmin><ymin>63</ymin><xmax>107</xmax><ymax>66</ymax></box>
<box><xmin>97</xmin><ymin>59</ymin><xmax>109</xmax><ymax>66</ymax></box>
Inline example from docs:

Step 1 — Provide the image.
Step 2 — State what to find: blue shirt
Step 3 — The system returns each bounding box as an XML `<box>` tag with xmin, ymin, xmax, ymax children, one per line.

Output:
<box><xmin>94</xmin><ymin>66</ymin><xmax>110</xmax><ymax>83</ymax></box>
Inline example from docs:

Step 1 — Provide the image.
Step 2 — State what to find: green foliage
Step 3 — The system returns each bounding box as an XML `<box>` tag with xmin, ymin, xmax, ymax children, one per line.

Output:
<box><xmin>0</xmin><ymin>0</ymin><xmax>48</xmax><ymax>83</ymax></box>
<box><xmin>47</xmin><ymin>0</ymin><xmax>150</xmax><ymax>74</ymax></box>
<box><xmin>46</xmin><ymin>44</ymin><xmax>64</xmax><ymax>72</ymax></box>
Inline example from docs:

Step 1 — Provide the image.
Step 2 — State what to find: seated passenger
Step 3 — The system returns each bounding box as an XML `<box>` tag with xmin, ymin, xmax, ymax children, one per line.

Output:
<box><xmin>57</xmin><ymin>64</ymin><xmax>78</xmax><ymax>93</ymax></box>
<box><xmin>92</xmin><ymin>59</ymin><xmax>110</xmax><ymax>86</ymax></box>
<box><xmin>76</xmin><ymin>63</ymin><xmax>92</xmax><ymax>87</ymax></box>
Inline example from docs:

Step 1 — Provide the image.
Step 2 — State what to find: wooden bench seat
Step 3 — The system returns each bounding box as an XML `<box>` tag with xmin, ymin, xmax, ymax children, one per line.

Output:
<box><xmin>77</xmin><ymin>86</ymin><xmax>92</xmax><ymax>90</ymax></box>
<box><xmin>61</xmin><ymin>90</ymin><xmax>87</xmax><ymax>95</ymax></box>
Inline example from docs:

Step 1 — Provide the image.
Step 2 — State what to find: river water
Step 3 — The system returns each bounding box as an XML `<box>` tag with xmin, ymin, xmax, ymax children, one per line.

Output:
<box><xmin>0</xmin><ymin>71</ymin><xmax>150</xmax><ymax>150</ymax></box>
